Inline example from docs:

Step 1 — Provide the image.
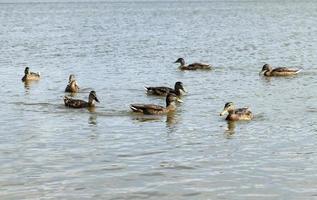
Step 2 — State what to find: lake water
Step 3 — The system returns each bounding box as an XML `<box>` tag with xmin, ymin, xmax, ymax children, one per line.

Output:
<box><xmin>1</xmin><ymin>1</ymin><xmax>317</xmax><ymax>199</ymax></box>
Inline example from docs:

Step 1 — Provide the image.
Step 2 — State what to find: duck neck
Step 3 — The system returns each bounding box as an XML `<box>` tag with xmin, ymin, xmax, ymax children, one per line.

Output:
<box><xmin>179</xmin><ymin>60</ymin><xmax>185</xmax><ymax>67</ymax></box>
<box><xmin>88</xmin><ymin>99</ymin><xmax>95</xmax><ymax>107</ymax></box>
<box><xmin>264</xmin><ymin>70</ymin><xmax>271</xmax><ymax>76</ymax></box>
<box><xmin>166</xmin><ymin>102</ymin><xmax>176</xmax><ymax>111</ymax></box>
<box><xmin>174</xmin><ymin>88</ymin><xmax>181</xmax><ymax>96</ymax></box>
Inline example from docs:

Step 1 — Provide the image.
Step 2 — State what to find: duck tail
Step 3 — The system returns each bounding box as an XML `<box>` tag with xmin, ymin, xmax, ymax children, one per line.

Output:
<box><xmin>295</xmin><ymin>69</ymin><xmax>302</xmax><ymax>74</ymax></box>
<box><xmin>130</xmin><ymin>104</ymin><xmax>140</xmax><ymax>112</ymax></box>
<box><xmin>64</xmin><ymin>96</ymin><xmax>70</xmax><ymax>103</ymax></box>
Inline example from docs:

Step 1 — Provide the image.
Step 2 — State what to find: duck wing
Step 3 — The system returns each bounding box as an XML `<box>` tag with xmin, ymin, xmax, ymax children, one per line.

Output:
<box><xmin>234</xmin><ymin>107</ymin><xmax>252</xmax><ymax>115</ymax></box>
<box><xmin>64</xmin><ymin>96</ymin><xmax>87</xmax><ymax>108</ymax></box>
<box><xmin>273</xmin><ymin>67</ymin><xmax>300</xmax><ymax>73</ymax></box>
<box><xmin>130</xmin><ymin>104</ymin><xmax>165</xmax><ymax>114</ymax></box>
<box><xmin>271</xmin><ymin>67</ymin><xmax>301</xmax><ymax>76</ymax></box>
<box><xmin>145</xmin><ymin>86</ymin><xmax>174</xmax><ymax>96</ymax></box>
<box><xmin>187</xmin><ymin>63</ymin><xmax>211</xmax><ymax>70</ymax></box>
<box><xmin>30</xmin><ymin>72</ymin><xmax>40</xmax><ymax>77</ymax></box>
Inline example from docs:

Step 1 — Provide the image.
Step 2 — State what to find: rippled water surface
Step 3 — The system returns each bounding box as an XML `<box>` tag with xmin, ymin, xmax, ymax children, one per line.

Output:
<box><xmin>1</xmin><ymin>1</ymin><xmax>317</xmax><ymax>199</ymax></box>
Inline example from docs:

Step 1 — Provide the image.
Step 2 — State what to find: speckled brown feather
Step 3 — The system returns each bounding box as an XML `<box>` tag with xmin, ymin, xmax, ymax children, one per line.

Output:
<box><xmin>64</xmin><ymin>96</ymin><xmax>89</xmax><ymax>108</ymax></box>
<box><xmin>226</xmin><ymin>108</ymin><xmax>253</xmax><ymax>121</ymax></box>
<box><xmin>22</xmin><ymin>72</ymin><xmax>40</xmax><ymax>81</ymax></box>
<box><xmin>146</xmin><ymin>87</ymin><xmax>174</xmax><ymax>96</ymax></box>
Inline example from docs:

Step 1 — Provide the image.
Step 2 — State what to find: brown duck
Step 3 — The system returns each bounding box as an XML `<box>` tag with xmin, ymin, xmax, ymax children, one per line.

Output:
<box><xmin>64</xmin><ymin>91</ymin><xmax>99</xmax><ymax>108</ymax></box>
<box><xmin>145</xmin><ymin>81</ymin><xmax>187</xmax><ymax>96</ymax></box>
<box><xmin>260</xmin><ymin>64</ymin><xmax>301</xmax><ymax>76</ymax></box>
<box><xmin>220</xmin><ymin>102</ymin><xmax>253</xmax><ymax>121</ymax></box>
<box><xmin>65</xmin><ymin>74</ymin><xmax>80</xmax><ymax>93</ymax></box>
<box><xmin>22</xmin><ymin>67</ymin><xmax>40</xmax><ymax>81</ymax></box>
<box><xmin>130</xmin><ymin>93</ymin><xmax>182</xmax><ymax>115</ymax></box>
<box><xmin>174</xmin><ymin>58</ymin><xmax>211</xmax><ymax>70</ymax></box>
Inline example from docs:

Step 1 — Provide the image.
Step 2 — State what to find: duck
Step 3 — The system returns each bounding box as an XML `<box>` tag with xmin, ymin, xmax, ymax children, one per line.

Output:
<box><xmin>64</xmin><ymin>91</ymin><xmax>99</xmax><ymax>108</ymax></box>
<box><xmin>259</xmin><ymin>64</ymin><xmax>301</xmax><ymax>76</ymax></box>
<box><xmin>145</xmin><ymin>81</ymin><xmax>187</xmax><ymax>96</ymax></box>
<box><xmin>65</xmin><ymin>74</ymin><xmax>80</xmax><ymax>93</ymax></box>
<box><xmin>174</xmin><ymin>58</ymin><xmax>211</xmax><ymax>70</ymax></box>
<box><xmin>21</xmin><ymin>67</ymin><xmax>40</xmax><ymax>81</ymax></box>
<box><xmin>220</xmin><ymin>102</ymin><xmax>253</xmax><ymax>121</ymax></box>
<box><xmin>130</xmin><ymin>93</ymin><xmax>182</xmax><ymax>115</ymax></box>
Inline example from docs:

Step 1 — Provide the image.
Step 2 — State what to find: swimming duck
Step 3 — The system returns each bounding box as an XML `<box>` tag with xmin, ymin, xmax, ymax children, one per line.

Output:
<box><xmin>145</xmin><ymin>81</ymin><xmax>187</xmax><ymax>96</ymax></box>
<box><xmin>64</xmin><ymin>91</ymin><xmax>99</xmax><ymax>108</ymax></box>
<box><xmin>259</xmin><ymin>64</ymin><xmax>301</xmax><ymax>76</ymax></box>
<box><xmin>22</xmin><ymin>67</ymin><xmax>40</xmax><ymax>81</ymax></box>
<box><xmin>174</xmin><ymin>58</ymin><xmax>211</xmax><ymax>70</ymax></box>
<box><xmin>220</xmin><ymin>102</ymin><xmax>253</xmax><ymax>121</ymax></box>
<box><xmin>130</xmin><ymin>93</ymin><xmax>182</xmax><ymax>115</ymax></box>
<box><xmin>65</xmin><ymin>74</ymin><xmax>80</xmax><ymax>93</ymax></box>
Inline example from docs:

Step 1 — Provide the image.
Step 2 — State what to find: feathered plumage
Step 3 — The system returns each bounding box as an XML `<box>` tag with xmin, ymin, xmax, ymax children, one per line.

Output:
<box><xmin>260</xmin><ymin>64</ymin><xmax>301</xmax><ymax>76</ymax></box>
<box><xmin>220</xmin><ymin>102</ymin><xmax>253</xmax><ymax>121</ymax></box>
<box><xmin>174</xmin><ymin>58</ymin><xmax>211</xmax><ymax>70</ymax></box>
<box><xmin>145</xmin><ymin>81</ymin><xmax>186</xmax><ymax>96</ymax></box>
<box><xmin>64</xmin><ymin>91</ymin><xmax>99</xmax><ymax>108</ymax></box>
<box><xmin>22</xmin><ymin>67</ymin><xmax>40</xmax><ymax>81</ymax></box>
<box><xmin>65</xmin><ymin>74</ymin><xmax>80</xmax><ymax>93</ymax></box>
<box><xmin>130</xmin><ymin>93</ymin><xmax>182</xmax><ymax>115</ymax></box>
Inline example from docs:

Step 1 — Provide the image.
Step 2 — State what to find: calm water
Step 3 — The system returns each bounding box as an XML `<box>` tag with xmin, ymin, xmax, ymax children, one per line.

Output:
<box><xmin>1</xmin><ymin>1</ymin><xmax>317</xmax><ymax>199</ymax></box>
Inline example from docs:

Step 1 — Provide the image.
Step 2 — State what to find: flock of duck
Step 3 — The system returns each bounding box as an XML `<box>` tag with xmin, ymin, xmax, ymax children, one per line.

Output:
<box><xmin>21</xmin><ymin>58</ymin><xmax>301</xmax><ymax>121</ymax></box>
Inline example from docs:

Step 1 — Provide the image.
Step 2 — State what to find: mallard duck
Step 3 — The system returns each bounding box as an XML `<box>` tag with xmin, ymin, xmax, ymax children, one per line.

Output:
<box><xmin>145</xmin><ymin>81</ymin><xmax>187</xmax><ymax>96</ymax></box>
<box><xmin>64</xmin><ymin>91</ymin><xmax>99</xmax><ymax>108</ymax></box>
<box><xmin>259</xmin><ymin>64</ymin><xmax>301</xmax><ymax>76</ymax></box>
<box><xmin>21</xmin><ymin>67</ymin><xmax>40</xmax><ymax>81</ymax></box>
<box><xmin>174</xmin><ymin>58</ymin><xmax>211</xmax><ymax>70</ymax></box>
<box><xmin>130</xmin><ymin>93</ymin><xmax>182</xmax><ymax>115</ymax></box>
<box><xmin>65</xmin><ymin>74</ymin><xmax>80</xmax><ymax>93</ymax></box>
<box><xmin>220</xmin><ymin>102</ymin><xmax>253</xmax><ymax>121</ymax></box>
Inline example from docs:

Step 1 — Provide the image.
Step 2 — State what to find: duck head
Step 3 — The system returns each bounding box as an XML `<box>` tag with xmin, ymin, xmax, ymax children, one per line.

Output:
<box><xmin>166</xmin><ymin>93</ymin><xmax>183</xmax><ymax>107</ymax></box>
<box><xmin>24</xmin><ymin>67</ymin><xmax>30</xmax><ymax>75</ymax></box>
<box><xmin>220</xmin><ymin>102</ymin><xmax>235</xmax><ymax>116</ymax></box>
<box><xmin>174</xmin><ymin>58</ymin><xmax>185</xmax><ymax>66</ymax></box>
<box><xmin>89</xmin><ymin>91</ymin><xmax>100</xmax><ymax>104</ymax></box>
<box><xmin>68</xmin><ymin>74</ymin><xmax>76</xmax><ymax>83</ymax></box>
<box><xmin>174</xmin><ymin>81</ymin><xmax>187</xmax><ymax>94</ymax></box>
<box><xmin>259</xmin><ymin>64</ymin><xmax>272</xmax><ymax>75</ymax></box>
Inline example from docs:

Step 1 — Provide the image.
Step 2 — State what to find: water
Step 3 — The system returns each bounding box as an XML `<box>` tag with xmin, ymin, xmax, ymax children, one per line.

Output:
<box><xmin>1</xmin><ymin>1</ymin><xmax>317</xmax><ymax>199</ymax></box>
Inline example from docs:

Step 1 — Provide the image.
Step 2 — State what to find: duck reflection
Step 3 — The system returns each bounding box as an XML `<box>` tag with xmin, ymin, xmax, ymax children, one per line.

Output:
<box><xmin>23</xmin><ymin>80</ymin><xmax>39</xmax><ymax>90</ymax></box>
<box><xmin>88</xmin><ymin>114</ymin><xmax>97</xmax><ymax>125</ymax></box>
<box><xmin>131</xmin><ymin>114</ymin><xmax>161</xmax><ymax>122</ymax></box>
<box><xmin>166</xmin><ymin>112</ymin><xmax>177</xmax><ymax>127</ymax></box>
<box><xmin>225</xmin><ymin>120</ymin><xmax>236</xmax><ymax>136</ymax></box>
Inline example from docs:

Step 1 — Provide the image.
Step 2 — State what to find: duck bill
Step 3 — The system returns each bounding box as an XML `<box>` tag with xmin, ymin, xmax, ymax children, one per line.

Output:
<box><xmin>174</xmin><ymin>60</ymin><xmax>178</xmax><ymax>63</ymax></box>
<box><xmin>219</xmin><ymin>110</ymin><xmax>227</xmax><ymax>116</ymax></box>
<box><xmin>259</xmin><ymin>70</ymin><xmax>265</xmax><ymax>75</ymax></box>
<box><xmin>95</xmin><ymin>97</ymin><xmax>100</xmax><ymax>103</ymax></box>
<box><xmin>176</xmin><ymin>98</ymin><xmax>183</xmax><ymax>103</ymax></box>
<box><xmin>181</xmin><ymin>87</ymin><xmax>187</xmax><ymax>93</ymax></box>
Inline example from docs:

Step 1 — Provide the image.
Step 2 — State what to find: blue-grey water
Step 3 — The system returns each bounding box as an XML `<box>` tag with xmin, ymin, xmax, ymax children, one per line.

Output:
<box><xmin>1</xmin><ymin>1</ymin><xmax>317</xmax><ymax>199</ymax></box>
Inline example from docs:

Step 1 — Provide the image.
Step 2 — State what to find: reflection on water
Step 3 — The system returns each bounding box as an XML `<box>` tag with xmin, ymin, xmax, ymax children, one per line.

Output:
<box><xmin>224</xmin><ymin>120</ymin><xmax>236</xmax><ymax>137</ymax></box>
<box><xmin>166</xmin><ymin>112</ymin><xmax>177</xmax><ymax>127</ymax></box>
<box><xmin>131</xmin><ymin>113</ymin><xmax>162</xmax><ymax>123</ymax></box>
<box><xmin>88</xmin><ymin>114</ymin><xmax>97</xmax><ymax>125</ymax></box>
<box><xmin>23</xmin><ymin>80</ymin><xmax>39</xmax><ymax>90</ymax></box>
